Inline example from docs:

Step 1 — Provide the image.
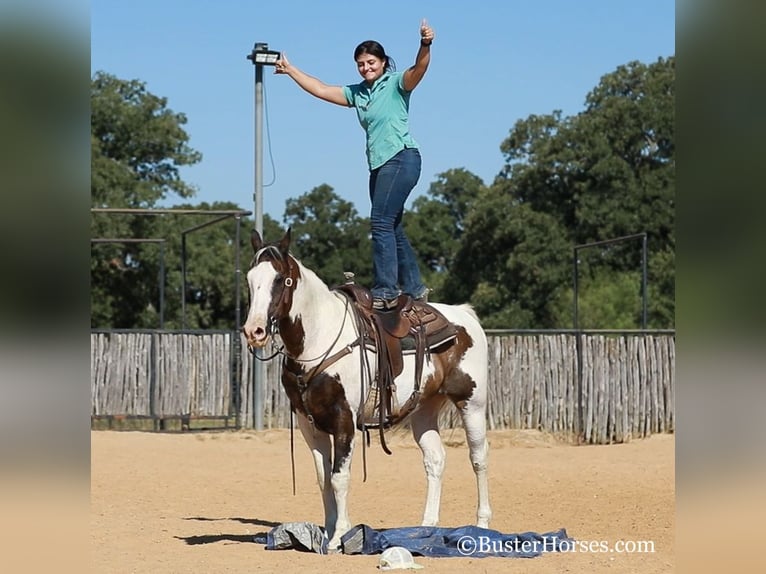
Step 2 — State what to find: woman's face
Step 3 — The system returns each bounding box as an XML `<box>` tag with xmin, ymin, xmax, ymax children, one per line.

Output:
<box><xmin>356</xmin><ymin>53</ymin><xmax>385</xmax><ymax>84</ymax></box>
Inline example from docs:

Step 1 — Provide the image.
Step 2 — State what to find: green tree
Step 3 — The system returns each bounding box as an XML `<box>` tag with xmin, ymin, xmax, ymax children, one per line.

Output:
<box><xmin>497</xmin><ymin>58</ymin><xmax>674</xmax><ymax>255</ymax></box>
<box><xmin>406</xmin><ymin>168</ymin><xmax>486</xmax><ymax>296</ymax></box>
<box><xmin>444</xmin><ymin>191</ymin><xmax>571</xmax><ymax>329</ymax></box>
<box><xmin>573</xmin><ymin>58</ymin><xmax>674</xmax><ymax>252</ymax></box>
<box><xmin>91</xmin><ymin>71</ymin><xmax>203</xmax><ymax>328</ymax></box>
<box><xmin>156</xmin><ymin>203</ymin><xmax>280</xmax><ymax>330</ymax></box>
<box><xmin>91</xmin><ymin>71</ymin><xmax>201</xmax><ymax>209</ymax></box>
<box><xmin>91</xmin><ymin>203</ymin><xmax>277</xmax><ymax>330</ymax></box>
<box><xmin>570</xmin><ymin>58</ymin><xmax>674</xmax><ymax>327</ymax></box>
<box><xmin>555</xmin><ymin>269</ymin><xmax>647</xmax><ymax>330</ymax></box>
<box><xmin>474</xmin><ymin>56</ymin><xmax>675</xmax><ymax>328</ymax></box>
<box><xmin>282</xmin><ymin>184</ymin><xmax>372</xmax><ymax>288</ymax></box>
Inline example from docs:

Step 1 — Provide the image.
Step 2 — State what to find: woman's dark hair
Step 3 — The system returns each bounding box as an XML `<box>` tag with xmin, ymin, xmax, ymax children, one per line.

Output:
<box><xmin>354</xmin><ymin>40</ymin><xmax>396</xmax><ymax>72</ymax></box>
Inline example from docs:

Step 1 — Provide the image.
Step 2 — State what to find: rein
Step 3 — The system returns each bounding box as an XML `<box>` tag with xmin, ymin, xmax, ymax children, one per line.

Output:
<box><xmin>248</xmin><ymin>274</ymin><xmax>369</xmax><ymax>493</ymax></box>
<box><xmin>249</xmin><ymin>291</ymin><xmax>357</xmax><ymax>371</ymax></box>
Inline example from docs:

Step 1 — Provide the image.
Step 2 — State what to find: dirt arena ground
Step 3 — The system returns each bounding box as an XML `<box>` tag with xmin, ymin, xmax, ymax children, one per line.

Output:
<box><xmin>91</xmin><ymin>428</ymin><xmax>674</xmax><ymax>573</ymax></box>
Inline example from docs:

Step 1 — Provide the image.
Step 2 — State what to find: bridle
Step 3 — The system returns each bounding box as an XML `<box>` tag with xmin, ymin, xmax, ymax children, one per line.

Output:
<box><xmin>251</xmin><ymin>272</ymin><xmax>295</xmax><ymax>361</ymax></box>
<box><xmin>245</xmin><ymin>245</ymin><xmax>296</xmax><ymax>360</ymax></box>
<box><xmin>247</xmin><ymin>250</ymin><xmax>362</xmax><ymax>373</ymax></box>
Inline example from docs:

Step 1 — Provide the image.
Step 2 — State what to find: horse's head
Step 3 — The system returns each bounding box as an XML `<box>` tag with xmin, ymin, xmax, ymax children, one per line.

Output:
<box><xmin>241</xmin><ymin>228</ymin><xmax>300</xmax><ymax>349</ymax></box>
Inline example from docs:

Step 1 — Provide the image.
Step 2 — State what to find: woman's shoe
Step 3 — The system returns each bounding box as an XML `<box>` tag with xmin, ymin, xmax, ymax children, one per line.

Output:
<box><xmin>414</xmin><ymin>287</ymin><xmax>430</xmax><ymax>303</ymax></box>
<box><xmin>372</xmin><ymin>296</ymin><xmax>399</xmax><ymax>311</ymax></box>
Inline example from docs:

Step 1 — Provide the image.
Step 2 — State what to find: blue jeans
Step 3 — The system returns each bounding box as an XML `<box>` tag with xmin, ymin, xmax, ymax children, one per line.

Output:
<box><xmin>368</xmin><ymin>147</ymin><xmax>427</xmax><ymax>301</ymax></box>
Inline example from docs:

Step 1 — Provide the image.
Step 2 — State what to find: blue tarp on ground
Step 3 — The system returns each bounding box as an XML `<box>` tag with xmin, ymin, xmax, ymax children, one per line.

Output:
<box><xmin>262</xmin><ymin>522</ymin><xmax>572</xmax><ymax>558</ymax></box>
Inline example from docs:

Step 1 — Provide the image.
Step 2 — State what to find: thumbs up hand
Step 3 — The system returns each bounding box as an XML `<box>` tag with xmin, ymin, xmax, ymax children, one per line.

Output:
<box><xmin>420</xmin><ymin>19</ymin><xmax>434</xmax><ymax>46</ymax></box>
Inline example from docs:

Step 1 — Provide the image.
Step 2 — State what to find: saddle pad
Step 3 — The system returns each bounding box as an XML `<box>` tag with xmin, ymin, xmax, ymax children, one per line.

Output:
<box><xmin>363</xmin><ymin>334</ymin><xmax>457</xmax><ymax>355</ymax></box>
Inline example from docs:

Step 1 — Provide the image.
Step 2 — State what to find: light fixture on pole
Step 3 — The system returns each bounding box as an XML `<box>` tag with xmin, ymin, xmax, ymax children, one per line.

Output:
<box><xmin>248</xmin><ymin>42</ymin><xmax>281</xmax><ymax>66</ymax></box>
<box><xmin>246</xmin><ymin>41</ymin><xmax>279</xmax><ymax>431</ymax></box>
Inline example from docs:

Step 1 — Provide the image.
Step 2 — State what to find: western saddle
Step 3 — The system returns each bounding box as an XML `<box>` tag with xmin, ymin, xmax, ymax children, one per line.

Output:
<box><xmin>334</xmin><ymin>274</ymin><xmax>458</xmax><ymax>445</ymax></box>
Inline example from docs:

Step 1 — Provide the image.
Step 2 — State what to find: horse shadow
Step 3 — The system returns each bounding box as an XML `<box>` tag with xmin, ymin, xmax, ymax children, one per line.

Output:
<box><xmin>175</xmin><ymin>516</ymin><xmax>279</xmax><ymax>545</ymax></box>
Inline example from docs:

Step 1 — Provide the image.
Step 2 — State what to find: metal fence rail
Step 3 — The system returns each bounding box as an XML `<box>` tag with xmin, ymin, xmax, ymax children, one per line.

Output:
<box><xmin>91</xmin><ymin>329</ymin><xmax>674</xmax><ymax>443</ymax></box>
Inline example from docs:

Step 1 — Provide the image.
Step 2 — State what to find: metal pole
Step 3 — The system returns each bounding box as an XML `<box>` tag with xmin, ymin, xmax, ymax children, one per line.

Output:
<box><xmin>150</xmin><ymin>331</ymin><xmax>158</xmax><ymax>430</ymax></box>
<box><xmin>159</xmin><ymin>242</ymin><xmax>165</xmax><ymax>329</ymax></box>
<box><xmin>641</xmin><ymin>233</ymin><xmax>648</xmax><ymax>329</ymax></box>
<box><xmin>255</xmin><ymin>64</ymin><xmax>264</xmax><ymax>236</ymax></box>
<box><xmin>181</xmin><ymin>234</ymin><xmax>187</xmax><ymax>329</ymax></box>
<box><xmin>253</xmin><ymin>60</ymin><xmax>265</xmax><ymax>431</ymax></box>
<box><xmin>573</xmin><ymin>247</ymin><xmax>579</xmax><ymax>330</ymax></box>
<box><xmin>234</xmin><ymin>215</ymin><xmax>242</xmax><ymax>428</ymax></box>
<box><xmin>572</xmin><ymin>246</ymin><xmax>583</xmax><ymax>441</ymax></box>
<box><xmin>235</xmin><ymin>215</ymin><xmax>242</xmax><ymax>333</ymax></box>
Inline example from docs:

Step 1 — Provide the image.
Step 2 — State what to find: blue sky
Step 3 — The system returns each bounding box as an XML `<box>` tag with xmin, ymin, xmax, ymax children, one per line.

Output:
<box><xmin>91</xmin><ymin>0</ymin><xmax>675</xmax><ymax>221</ymax></box>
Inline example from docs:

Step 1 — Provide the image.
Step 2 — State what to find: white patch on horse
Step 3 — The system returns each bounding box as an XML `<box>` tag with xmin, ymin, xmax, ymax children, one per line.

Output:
<box><xmin>243</xmin><ymin>262</ymin><xmax>279</xmax><ymax>349</ymax></box>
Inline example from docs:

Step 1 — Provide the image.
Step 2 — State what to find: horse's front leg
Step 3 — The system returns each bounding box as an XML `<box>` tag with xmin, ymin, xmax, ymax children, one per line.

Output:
<box><xmin>327</xmin><ymin>417</ymin><xmax>355</xmax><ymax>551</ymax></box>
<box><xmin>300</xmin><ymin>374</ymin><xmax>358</xmax><ymax>551</ymax></box>
<box><xmin>296</xmin><ymin>415</ymin><xmax>336</xmax><ymax>539</ymax></box>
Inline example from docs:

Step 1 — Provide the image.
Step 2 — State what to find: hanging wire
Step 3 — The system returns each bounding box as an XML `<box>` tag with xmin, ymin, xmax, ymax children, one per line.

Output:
<box><xmin>262</xmin><ymin>81</ymin><xmax>277</xmax><ymax>187</ymax></box>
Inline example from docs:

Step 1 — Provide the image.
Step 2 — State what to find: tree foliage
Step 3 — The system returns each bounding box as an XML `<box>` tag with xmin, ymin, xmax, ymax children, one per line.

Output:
<box><xmin>91</xmin><ymin>71</ymin><xmax>201</xmax><ymax>210</ymax></box>
<box><xmin>91</xmin><ymin>71</ymin><xmax>204</xmax><ymax>328</ymax></box>
<box><xmin>91</xmin><ymin>57</ymin><xmax>674</xmax><ymax>330</ymax></box>
<box><xmin>446</xmin><ymin>58</ymin><xmax>675</xmax><ymax>328</ymax></box>
<box><xmin>444</xmin><ymin>195</ymin><xmax>571</xmax><ymax>328</ymax></box>
<box><xmin>90</xmin><ymin>202</ymin><xmax>265</xmax><ymax>330</ymax></box>
<box><xmin>282</xmin><ymin>184</ymin><xmax>373</xmax><ymax>288</ymax></box>
<box><xmin>406</xmin><ymin>168</ymin><xmax>486</xmax><ymax>295</ymax></box>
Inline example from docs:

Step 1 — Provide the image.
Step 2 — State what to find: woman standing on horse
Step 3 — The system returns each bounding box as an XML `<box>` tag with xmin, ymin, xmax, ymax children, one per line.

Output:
<box><xmin>274</xmin><ymin>19</ymin><xmax>435</xmax><ymax>311</ymax></box>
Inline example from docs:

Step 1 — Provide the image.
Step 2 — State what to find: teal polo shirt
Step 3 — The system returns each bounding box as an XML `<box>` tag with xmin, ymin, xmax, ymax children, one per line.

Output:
<box><xmin>343</xmin><ymin>71</ymin><xmax>419</xmax><ymax>171</ymax></box>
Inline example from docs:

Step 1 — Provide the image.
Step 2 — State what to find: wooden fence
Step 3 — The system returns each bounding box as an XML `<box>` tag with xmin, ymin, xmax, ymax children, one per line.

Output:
<box><xmin>91</xmin><ymin>330</ymin><xmax>674</xmax><ymax>443</ymax></box>
<box><xmin>484</xmin><ymin>333</ymin><xmax>674</xmax><ymax>443</ymax></box>
<box><xmin>91</xmin><ymin>331</ymin><xmax>234</xmax><ymax>419</ymax></box>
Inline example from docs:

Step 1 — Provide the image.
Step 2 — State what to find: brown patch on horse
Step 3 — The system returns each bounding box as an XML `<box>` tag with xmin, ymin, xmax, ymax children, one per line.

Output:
<box><xmin>281</xmin><ymin>362</ymin><xmax>355</xmax><ymax>472</ymax></box>
<box><xmin>277</xmin><ymin>314</ymin><xmax>305</xmax><ymax>358</ymax></box>
<box><xmin>252</xmin><ymin>241</ymin><xmax>305</xmax><ymax>357</ymax></box>
<box><xmin>305</xmin><ymin>374</ymin><xmax>354</xmax><ymax>473</ymax></box>
<box><xmin>280</xmin><ymin>359</ymin><xmax>307</xmax><ymax>416</ymax></box>
<box><xmin>421</xmin><ymin>326</ymin><xmax>477</xmax><ymax>409</ymax></box>
<box><xmin>273</xmin><ymin>254</ymin><xmax>304</xmax><ymax>356</ymax></box>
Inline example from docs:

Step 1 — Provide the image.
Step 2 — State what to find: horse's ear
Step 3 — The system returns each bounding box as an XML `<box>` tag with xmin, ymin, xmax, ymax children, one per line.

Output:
<box><xmin>251</xmin><ymin>230</ymin><xmax>263</xmax><ymax>253</ymax></box>
<box><xmin>278</xmin><ymin>227</ymin><xmax>292</xmax><ymax>256</ymax></box>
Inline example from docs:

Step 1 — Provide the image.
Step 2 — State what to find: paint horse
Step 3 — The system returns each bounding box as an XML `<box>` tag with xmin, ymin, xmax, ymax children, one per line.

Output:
<box><xmin>242</xmin><ymin>229</ymin><xmax>491</xmax><ymax>550</ymax></box>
